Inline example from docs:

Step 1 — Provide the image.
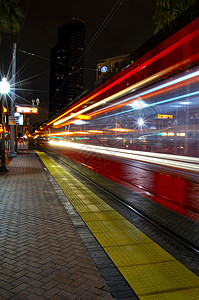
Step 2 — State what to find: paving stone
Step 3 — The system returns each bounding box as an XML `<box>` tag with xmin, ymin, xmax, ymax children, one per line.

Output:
<box><xmin>0</xmin><ymin>152</ymin><xmax>113</xmax><ymax>299</ymax></box>
<box><xmin>9</xmin><ymin>291</ymin><xmax>30</xmax><ymax>300</ymax></box>
<box><xmin>11</xmin><ymin>283</ymin><xmax>30</xmax><ymax>294</ymax></box>
<box><xmin>0</xmin><ymin>289</ymin><xmax>14</xmax><ymax>299</ymax></box>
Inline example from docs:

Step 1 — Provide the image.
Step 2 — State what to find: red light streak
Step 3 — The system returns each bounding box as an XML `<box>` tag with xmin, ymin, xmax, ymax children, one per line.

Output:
<box><xmin>82</xmin><ymin>68</ymin><xmax>199</xmax><ymax>120</ymax></box>
<box><xmin>47</xmin><ymin>24</ymin><xmax>199</xmax><ymax>127</ymax></box>
<box><xmin>46</xmin><ymin>19</ymin><xmax>199</xmax><ymax>128</ymax></box>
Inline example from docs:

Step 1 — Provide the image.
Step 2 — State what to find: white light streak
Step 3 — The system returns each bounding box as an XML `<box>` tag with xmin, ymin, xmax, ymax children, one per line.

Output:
<box><xmin>53</xmin><ymin>68</ymin><xmax>199</xmax><ymax>126</ymax></box>
<box><xmin>48</xmin><ymin>140</ymin><xmax>199</xmax><ymax>173</ymax></box>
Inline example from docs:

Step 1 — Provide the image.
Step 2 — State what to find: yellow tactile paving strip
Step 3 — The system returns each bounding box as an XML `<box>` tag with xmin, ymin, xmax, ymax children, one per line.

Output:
<box><xmin>36</xmin><ymin>151</ymin><xmax>199</xmax><ymax>299</ymax></box>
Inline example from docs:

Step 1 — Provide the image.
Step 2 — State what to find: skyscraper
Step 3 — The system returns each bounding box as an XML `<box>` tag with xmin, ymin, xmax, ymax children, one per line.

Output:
<box><xmin>49</xmin><ymin>18</ymin><xmax>85</xmax><ymax>118</ymax></box>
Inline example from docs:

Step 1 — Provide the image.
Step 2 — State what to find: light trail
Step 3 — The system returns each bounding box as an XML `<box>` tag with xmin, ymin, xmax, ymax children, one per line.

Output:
<box><xmin>53</xmin><ymin>67</ymin><xmax>199</xmax><ymax>126</ymax></box>
<box><xmin>87</xmin><ymin>71</ymin><xmax>199</xmax><ymax>119</ymax></box>
<box><xmin>99</xmin><ymin>90</ymin><xmax>199</xmax><ymax>120</ymax></box>
<box><xmin>48</xmin><ymin>140</ymin><xmax>199</xmax><ymax>173</ymax></box>
<box><xmin>47</xmin><ymin>25</ymin><xmax>199</xmax><ymax>128</ymax></box>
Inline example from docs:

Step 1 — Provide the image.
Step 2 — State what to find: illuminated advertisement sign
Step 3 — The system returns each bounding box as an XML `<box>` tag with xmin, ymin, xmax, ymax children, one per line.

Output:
<box><xmin>16</xmin><ymin>106</ymin><xmax>38</xmax><ymax>114</ymax></box>
<box><xmin>157</xmin><ymin>114</ymin><xmax>173</xmax><ymax>119</ymax></box>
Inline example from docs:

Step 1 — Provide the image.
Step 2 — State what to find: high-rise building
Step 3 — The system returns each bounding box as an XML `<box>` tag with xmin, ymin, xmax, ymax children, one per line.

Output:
<box><xmin>49</xmin><ymin>18</ymin><xmax>85</xmax><ymax>118</ymax></box>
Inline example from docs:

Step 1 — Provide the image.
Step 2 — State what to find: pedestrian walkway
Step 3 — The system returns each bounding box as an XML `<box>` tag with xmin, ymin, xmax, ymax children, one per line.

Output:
<box><xmin>0</xmin><ymin>151</ymin><xmax>113</xmax><ymax>299</ymax></box>
<box><xmin>37</xmin><ymin>151</ymin><xmax>199</xmax><ymax>300</ymax></box>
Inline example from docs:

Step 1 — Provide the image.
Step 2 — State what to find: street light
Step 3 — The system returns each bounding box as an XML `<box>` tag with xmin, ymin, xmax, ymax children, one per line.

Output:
<box><xmin>0</xmin><ymin>77</ymin><xmax>10</xmax><ymax>172</ymax></box>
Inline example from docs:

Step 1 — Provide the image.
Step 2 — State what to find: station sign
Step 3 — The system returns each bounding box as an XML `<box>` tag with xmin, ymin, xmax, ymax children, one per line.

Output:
<box><xmin>8</xmin><ymin>116</ymin><xmax>16</xmax><ymax>125</ymax></box>
<box><xmin>16</xmin><ymin>106</ymin><xmax>38</xmax><ymax>114</ymax></box>
<box><xmin>9</xmin><ymin>114</ymin><xmax>23</xmax><ymax>125</ymax></box>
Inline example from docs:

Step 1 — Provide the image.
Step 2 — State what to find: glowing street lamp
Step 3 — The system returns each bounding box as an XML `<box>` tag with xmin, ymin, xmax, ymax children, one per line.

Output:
<box><xmin>0</xmin><ymin>77</ymin><xmax>10</xmax><ymax>172</ymax></box>
<box><xmin>0</xmin><ymin>77</ymin><xmax>10</xmax><ymax>94</ymax></box>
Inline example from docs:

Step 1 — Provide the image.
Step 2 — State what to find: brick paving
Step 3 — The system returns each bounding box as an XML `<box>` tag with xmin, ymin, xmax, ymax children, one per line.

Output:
<box><xmin>0</xmin><ymin>152</ymin><xmax>113</xmax><ymax>299</ymax></box>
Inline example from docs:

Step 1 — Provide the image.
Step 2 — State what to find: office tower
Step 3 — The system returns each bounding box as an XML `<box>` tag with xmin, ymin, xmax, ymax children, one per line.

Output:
<box><xmin>49</xmin><ymin>18</ymin><xmax>85</xmax><ymax>118</ymax></box>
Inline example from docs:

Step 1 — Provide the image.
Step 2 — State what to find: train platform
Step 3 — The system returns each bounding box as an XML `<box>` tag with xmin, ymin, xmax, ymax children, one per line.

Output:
<box><xmin>0</xmin><ymin>150</ymin><xmax>115</xmax><ymax>300</ymax></box>
<box><xmin>0</xmin><ymin>150</ymin><xmax>199</xmax><ymax>299</ymax></box>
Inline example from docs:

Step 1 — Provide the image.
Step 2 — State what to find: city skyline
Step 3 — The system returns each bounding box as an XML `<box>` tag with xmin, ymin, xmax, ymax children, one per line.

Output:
<box><xmin>0</xmin><ymin>0</ymin><xmax>156</xmax><ymax>125</ymax></box>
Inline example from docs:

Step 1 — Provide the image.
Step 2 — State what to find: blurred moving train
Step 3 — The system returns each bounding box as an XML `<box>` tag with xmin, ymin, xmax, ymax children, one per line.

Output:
<box><xmin>37</xmin><ymin>17</ymin><xmax>199</xmax><ymax>225</ymax></box>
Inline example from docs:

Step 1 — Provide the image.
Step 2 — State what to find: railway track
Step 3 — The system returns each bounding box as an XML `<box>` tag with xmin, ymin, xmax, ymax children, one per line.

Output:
<box><xmin>35</xmin><ymin>143</ymin><xmax>199</xmax><ymax>267</ymax></box>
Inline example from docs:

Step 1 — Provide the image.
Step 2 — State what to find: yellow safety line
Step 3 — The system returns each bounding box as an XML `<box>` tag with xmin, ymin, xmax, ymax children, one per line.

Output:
<box><xmin>36</xmin><ymin>151</ymin><xmax>199</xmax><ymax>299</ymax></box>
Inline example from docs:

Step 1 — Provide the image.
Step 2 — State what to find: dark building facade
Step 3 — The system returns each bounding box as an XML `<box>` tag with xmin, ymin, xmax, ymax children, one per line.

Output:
<box><xmin>96</xmin><ymin>54</ymin><xmax>129</xmax><ymax>82</ymax></box>
<box><xmin>49</xmin><ymin>18</ymin><xmax>85</xmax><ymax>118</ymax></box>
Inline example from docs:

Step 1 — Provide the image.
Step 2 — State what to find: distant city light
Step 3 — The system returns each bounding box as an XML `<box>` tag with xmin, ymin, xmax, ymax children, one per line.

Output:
<box><xmin>137</xmin><ymin>118</ymin><xmax>144</xmax><ymax>127</ymax></box>
<box><xmin>181</xmin><ymin>101</ymin><xmax>191</xmax><ymax>105</ymax></box>
<box><xmin>73</xmin><ymin>120</ymin><xmax>85</xmax><ymax>125</ymax></box>
<box><xmin>130</xmin><ymin>100</ymin><xmax>147</xmax><ymax>109</ymax></box>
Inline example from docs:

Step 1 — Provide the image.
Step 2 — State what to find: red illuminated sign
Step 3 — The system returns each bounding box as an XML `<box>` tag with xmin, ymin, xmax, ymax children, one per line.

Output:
<box><xmin>16</xmin><ymin>106</ymin><xmax>38</xmax><ymax>114</ymax></box>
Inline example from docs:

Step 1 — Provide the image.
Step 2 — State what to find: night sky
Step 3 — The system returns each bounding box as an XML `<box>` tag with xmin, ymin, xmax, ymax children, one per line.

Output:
<box><xmin>0</xmin><ymin>0</ymin><xmax>156</xmax><ymax>125</ymax></box>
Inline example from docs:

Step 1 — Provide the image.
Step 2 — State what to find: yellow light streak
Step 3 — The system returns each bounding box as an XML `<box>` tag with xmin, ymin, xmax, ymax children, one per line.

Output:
<box><xmin>76</xmin><ymin>115</ymin><xmax>91</xmax><ymax>120</ymax></box>
<box><xmin>87</xmin><ymin>130</ymin><xmax>104</xmax><ymax>134</ymax></box>
<box><xmin>109</xmin><ymin>128</ymin><xmax>134</xmax><ymax>132</ymax></box>
<box><xmin>74</xmin><ymin>131</ymin><xmax>89</xmax><ymax>135</ymax></box>
<box><xmin>47</xmin><ymin>131</ymin><xmax>74</xmax><ymax>136</ymax></box>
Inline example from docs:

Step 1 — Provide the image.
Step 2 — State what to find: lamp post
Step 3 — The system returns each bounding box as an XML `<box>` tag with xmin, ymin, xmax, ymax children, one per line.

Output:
<box><xmin>8</xmin><ymin>43</ymin><xmax>17</xmax><ymax>158</ymax></box>
<box><xmin>0</xmin><ymin>77</ymin><xmax>10</xmax><ymax>172</ymax></box>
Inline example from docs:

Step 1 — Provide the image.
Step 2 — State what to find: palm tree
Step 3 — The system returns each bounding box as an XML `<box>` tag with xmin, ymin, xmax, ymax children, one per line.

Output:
<box><xmin>153</xmin><ymin>0</ymin><xmax>198</xmax><ymax>34</ymax></box>
<box><xmin>0</xmin><ymin>0</ymin><xmax>23</xmax><ymax>39</ymax></box>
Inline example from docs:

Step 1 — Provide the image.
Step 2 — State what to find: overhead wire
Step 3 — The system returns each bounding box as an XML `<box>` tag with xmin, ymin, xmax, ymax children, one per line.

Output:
<box><xmin>18</xmin><ymin>0</ymin><xmax>126</xmax><ymax>76</ymax></box>
<box><xmin>52</xmin><ymin>0</ymin><xmax>126</xmax><ymax>105</ymax></box>
<box><xmin>71</xmin><ymin>0</ymin><xmax>126</xmax><ymax>73</ymax></box>
<box><xmin>17</xmin><ymin>49</ymin><xmax>97</xmax><ymax>71</ymax></box>
<box><xmin>7</xmin><ymin>0</ymin><xmax>126</xmax><ymax>115</ymax></box>
<box><xmin>85</xmin><ymin>0</ymin><xmax>125</xmax><ymax>55</ymax></box>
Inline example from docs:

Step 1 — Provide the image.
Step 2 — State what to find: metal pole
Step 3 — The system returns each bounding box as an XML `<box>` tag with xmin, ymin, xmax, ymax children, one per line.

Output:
<box><xmin>8</xmin><ymin>42</ymin><xmax>17</xmax><ymax>158</ymax></box>
<box><xmin>0</xmin><ymin>94</ymin><xmax>8</xmax><ymax>172</ymax></box>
